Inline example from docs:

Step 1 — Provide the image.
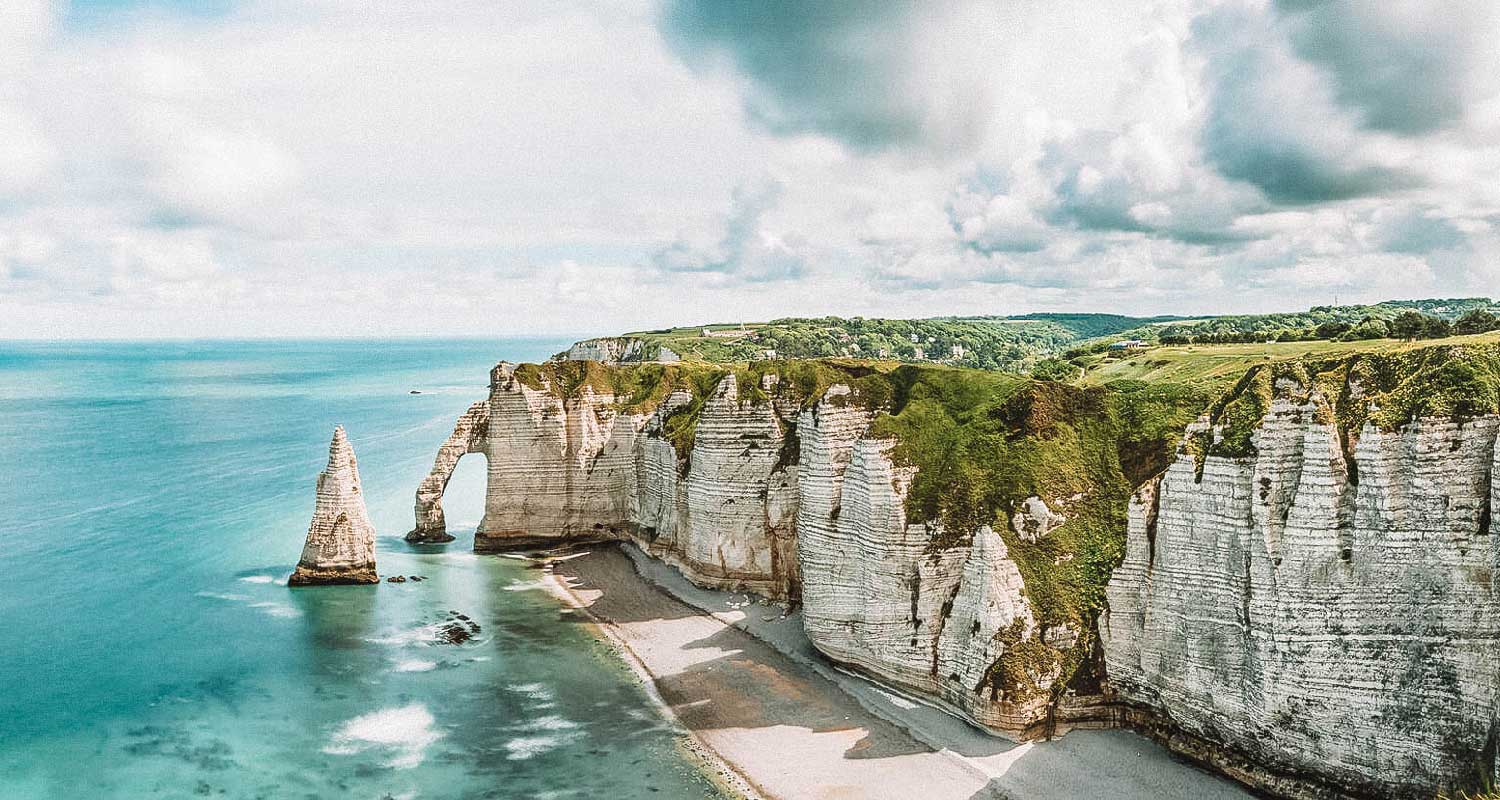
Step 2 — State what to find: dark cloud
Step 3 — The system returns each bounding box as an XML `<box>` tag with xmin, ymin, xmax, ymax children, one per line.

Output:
<box><xmin>1040</xmin><ymin>132</ymin><xmax>1152</xmax><ymax>235</ymax></box>
<box><xmin>1202</xmin><ymin>119</ymin><xmax>1416</xmax><ymax>206</ymax></box>
<box><xmin>1378</xmin><ymin>208</ymin><xmax>1465</xmax><ymax>254</ymax></box>
<box><xmin>1274</xmin><ymin>1</ymin><xmax>1479</xmax><ymax>135</ymax></box>
<box><xmin>658</xmin><ymin>0</ymin><xmax>981</xmax><ymax>152</ymax></box>
<box><xmin>1195</xmin><ymin>7</ymin><xmax>1421</xmax><ymax>205</ymax></box>
<box><xmin>950</xmin><ymin>129</ymin><xmax>1262</xmax><ymax>253</ymax></box>
<box><xmin>648</xmin><ymin>183</ymin><xmax>807</xmax><ymax>283</ymax></box>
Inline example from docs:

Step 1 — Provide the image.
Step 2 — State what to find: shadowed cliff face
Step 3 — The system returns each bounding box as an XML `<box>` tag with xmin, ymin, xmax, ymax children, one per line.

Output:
<box><xmin>409</xmin><ymin>342</ymin><xmax>1500</xmax><ymax>799</ymax></box>
<box><xmin>1104</xmin><ymin>345</ymin><xmax>1500</xmax><ymax>800</ymax></box>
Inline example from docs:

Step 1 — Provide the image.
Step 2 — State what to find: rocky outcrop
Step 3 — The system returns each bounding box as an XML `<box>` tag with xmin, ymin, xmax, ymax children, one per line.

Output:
<box><xmin>290</xmin><ymin>426</ymin><xmax>378</xmax><ymax>586</ymax></box>
<box><xmin>556</xmin><ymin>337</ymin><xmax>679</xmax><ymax>364</ymax></box>
<box><xmin>471</xmin><ymin>363</ymin><xmax>640</xmax><ymax>551</ymax></box>
<box><xmin>640</xmin><ymin>373</ymin><xmax>801</xmax><ymax>597</ymax></box>
<box><xmin>413</xmin><ymin>363</ymin><xmax>804</xmax><ymax>598</ymax></box>
<box><xmin>406</xmin><ymin>401</ymin><xmax>488</xmax><ymax>543</ymax></box>
<box><xmin>796</xmin><ymin>414</ymin><xmax>1051</xmax><ymax>734</ymax></box>
<box><xmin>1103</xmin><ymin>390</ymin><xmax>1500</xmax><ymax>798</ymax></box>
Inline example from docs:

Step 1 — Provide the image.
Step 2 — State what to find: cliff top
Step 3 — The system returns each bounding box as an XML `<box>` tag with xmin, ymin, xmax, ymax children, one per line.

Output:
<box><xmin>1078</xmin><ymin>328</ymin><xmax>1500</xmax><ymax>388</ymax></box>
<box><xmin>1187</xmin><ymin>337</ymin><xmax>1500</xmax><ymax>458</ymax></box>
<box><xmin>556</xmin><ymin>297</ymin><xmax>1500</xmax><ymax>375</ymax></box>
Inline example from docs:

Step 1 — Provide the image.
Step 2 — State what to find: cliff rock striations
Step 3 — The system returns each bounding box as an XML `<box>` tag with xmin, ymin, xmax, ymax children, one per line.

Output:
<box><xmin>1103</xmin><ymin>345</ymin><xmax>1500</xmax><ymax>799</ymax></box>
<box><xmin>411</xmin><ymin>359</ymin><xmax>1197</xmax><ymax>739</ymax></box>
<box><xmin>411</xmin><ymin>340</ymin><xmax>1500</xmax><ymax>798</ymax></box>
<box><xmin>290</xmin><ymin>426</ymin><xmax>378</xmax><ymax>586</ymax></box>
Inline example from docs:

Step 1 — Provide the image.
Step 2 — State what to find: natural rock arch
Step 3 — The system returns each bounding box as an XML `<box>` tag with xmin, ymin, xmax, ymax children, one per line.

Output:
<box><xmin>406</xmin><ymin>401</ymin><xmax>490</xmax><ymax>543</ymax></box>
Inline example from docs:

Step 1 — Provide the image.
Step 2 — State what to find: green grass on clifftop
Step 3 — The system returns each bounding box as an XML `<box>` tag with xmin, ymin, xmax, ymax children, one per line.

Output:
<box><xmin>512</xmin><ymin>337</ymin><xmax>1500</xmax><ymax>705</ymax></box>
<box><xmin>867</xmin><ymin>367</ymin><xmax>1206</xmax><ymax>700</ymax></box>
<box><xmin>1078</xmin><ymin>330</ymin><xmax>1500</xmax><ymax>391</ymax></box>
<box><xmin>1189</xmin><ymin>338</ymin><xmax>1500</xmax><ymax>459</ymax></box>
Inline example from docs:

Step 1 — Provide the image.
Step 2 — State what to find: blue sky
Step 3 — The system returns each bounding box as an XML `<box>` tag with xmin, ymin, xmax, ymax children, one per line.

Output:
<box><xmin>1</xmin><ymin>0</ymin><xmax>1498</xmax><ymax>338</ymax></box>
<box><xmin>63</xmin><ymin>0</ymin><xmax>234</xmax><ymax>27</ymax></box>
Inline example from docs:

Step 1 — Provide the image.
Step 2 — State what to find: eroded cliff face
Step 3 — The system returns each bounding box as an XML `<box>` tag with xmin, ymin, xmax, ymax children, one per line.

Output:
<box><xmin>411</xmin><ymin>361</ymin><xmax>1085</xmax><ymax>737</ymax></box>
<box><xmin>411</xmin><ymin>344</ymin><xmax>1500</xmax><ymax>798</ymax></box>
<box><xmin>797</xmin><ymin>408</ymin><xmax>1050</xmax><ymax>733</ymax></box>
<box><xmin>413</xmin><ymin>362</ymin><xmax>806</xmax><ymax>598</ymax></box>
<box><xmin>1103</xmin><ymin>361</ymin><xmax>1500</xmax><ymax>798</ymax></box>
<box><xmin>558</xmin><ymin>336</ymin><xmax>679</xmax><ymax>364</ymax></box>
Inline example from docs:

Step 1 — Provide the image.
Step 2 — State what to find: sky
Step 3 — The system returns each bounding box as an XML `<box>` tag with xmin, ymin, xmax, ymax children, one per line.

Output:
<box><xmin>2</xmin><ymin>0</ymin><xmax>1498</xmax><ymax>338</ymax></box>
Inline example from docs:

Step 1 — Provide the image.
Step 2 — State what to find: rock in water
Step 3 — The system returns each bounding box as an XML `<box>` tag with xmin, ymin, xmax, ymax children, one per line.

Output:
<box><xmin>289</xmin><ymin>426</ymin><xmax>379</xmax><ymax>586</ymax></box>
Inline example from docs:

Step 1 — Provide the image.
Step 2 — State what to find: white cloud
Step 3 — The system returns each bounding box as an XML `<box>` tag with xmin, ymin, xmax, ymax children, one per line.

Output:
<box><xmin>0</xmin><ymin>0</ymin><xmax>1497</xmax><ymax>338</ymax></box>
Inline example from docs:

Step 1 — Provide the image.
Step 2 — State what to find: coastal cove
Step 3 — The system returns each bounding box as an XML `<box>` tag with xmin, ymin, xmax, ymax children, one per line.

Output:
<box><xmin>10</xmin><ymin>334</ymin><xmax>1498</xmax><ymax>800</ymax></box>
<box><xmin>0</xmin><ymin>339</ymin><xmax>732</xmax><ymax>800</ymax></box>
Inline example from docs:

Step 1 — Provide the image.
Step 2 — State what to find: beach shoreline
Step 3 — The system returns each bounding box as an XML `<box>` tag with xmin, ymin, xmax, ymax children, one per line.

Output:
<box><xmin>539</xmin><ymin>549</ymin><xmax>767</xmax><ymax>800</ymax></box>
<box><xmin>539</xmin><ymin>542</ymin><xmax>1253</xmax><ymax>800</ymax></box>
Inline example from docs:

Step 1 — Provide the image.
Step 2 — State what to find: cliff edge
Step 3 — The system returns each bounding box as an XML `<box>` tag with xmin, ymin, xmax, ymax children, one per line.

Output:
<box><xmin>409</xmin><ymin>340</ymin><xmax>1500</xmax><ymax>798</ymax></box>
<box><xmin>408</xmin><ymin>358</ymin><xmax>1203</xmax><ymax>739</ymax></box>
<box><xmin>1103</xmin><ymin>344</ymin><xmax>1500</xmax><ymax>799</ymax></box>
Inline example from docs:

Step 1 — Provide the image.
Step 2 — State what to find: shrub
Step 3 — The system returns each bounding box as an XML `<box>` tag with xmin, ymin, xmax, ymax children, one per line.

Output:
<box><xmin>1315</xmin><ymin>320</ymin><xmax>1352</xmax><ymax>339</ymax></box>
<box><xmin>1031</xmin><ymin>358</ymin><xmax>1079</xmax><ymax>382</ymax></box>
<box><xmin>1340</xmin><ymin>317</ymin><xmax>1390</xmax><ymax>341</ymax></box>
<box><xmin>1455</xmin><ymin>309</ymin><xmax>1500</xmax><ymax>335</ymax></box>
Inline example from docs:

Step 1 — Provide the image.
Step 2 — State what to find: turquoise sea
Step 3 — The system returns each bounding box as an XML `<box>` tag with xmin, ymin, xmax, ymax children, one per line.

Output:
<box><xmin>0</xmin><ymin>339</ymin><xmax>729</xmax><ymax>800</ymax></box>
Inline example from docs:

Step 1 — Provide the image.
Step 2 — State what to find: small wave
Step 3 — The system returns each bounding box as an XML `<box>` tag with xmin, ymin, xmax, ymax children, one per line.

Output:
<box><xmin>323</xmin><ymin>704</ymin><xmax>443</xmax><ymax>769</ymax></box>
<box><xmin>237</xmin><ymin>575</ymin><xmax>276</xmax><ymax>584</ymax></box>
<box><xmin>250</xmin><ymin>601</ymin><xmax>301</xmax><ymax>619</ymax></box>
<box><xmin>195</xmin><ymin>591</ymin><xmax>251</xmax><ymax>602</ymax></box>
<box><xmin>393</xmin><ymin>659</ymin><xmax>438</xmax><ymax>673</ymax></box>
<box><xmin>507</xmin><ymin>683</ymin><xmax>553</xmax><ymax>701</ymax></box>
<box><xmin>518</xmin><ymin>714</ymin><xmax>580</xmax><ymax>733</ymax></box>
<box><xmin>503</xmin><ymin>579</ymin><xmax>549</xmax><ymax>592</ymax></box>
<box><xmin>503</xmin><ymin>733</ymin><xmax>577</xmax><ymax>761</ymax></box>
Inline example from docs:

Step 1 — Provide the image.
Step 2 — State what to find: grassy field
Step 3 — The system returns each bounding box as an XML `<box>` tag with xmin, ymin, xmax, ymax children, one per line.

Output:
<box><xmin>1077</xmin><ymin>330</ymin><xmax>1500</xmax><ymax>389</ymax></box>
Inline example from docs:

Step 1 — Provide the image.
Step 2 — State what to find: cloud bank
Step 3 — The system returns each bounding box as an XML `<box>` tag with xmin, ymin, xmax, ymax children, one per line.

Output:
<box><xmin>1</xmin><ymin>0</ymin><xmax>1497</xmax><ymax>337</ymax></box>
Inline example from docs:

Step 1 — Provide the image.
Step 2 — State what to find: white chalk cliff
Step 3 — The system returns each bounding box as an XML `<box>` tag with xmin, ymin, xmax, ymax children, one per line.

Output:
<box><xmin>411</xmin><ymin>352</ymin><xmax>1500</xmax><ymax>799</ymax></box>
<box><xmin>557</xmin><ymin>336</ymin><xmax>679</xmax><ymax>364</ymax></box>
<box><xmin>290</xmin><ymin>426</ymin><xmax>378</xmax><ymax>585</ymax></box>
<box><xmin>1104</xmin><ymin>390</ymin><xmax>1500</xmax><ymax>798</ymax></box>
<box><xmin>410</xmin><ymin>361</ymin><xmax>1059</xmax><ymax>733</ymax></box>
<box><xmin>796</xmin><ymin>408</ymin><xmax>1050</xmax><ymax>733</ymax></box>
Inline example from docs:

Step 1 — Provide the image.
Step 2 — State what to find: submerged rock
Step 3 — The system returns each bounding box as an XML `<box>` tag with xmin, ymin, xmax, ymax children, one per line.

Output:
<box><xmin>289</xmin><ymin>426</ymin><xmax>379</xmax><ymax>586</ymax></box>
<box><xmin>433</xmin><ymin>611</ymin><xmax>480</xmax><ymax>645</ymax></box>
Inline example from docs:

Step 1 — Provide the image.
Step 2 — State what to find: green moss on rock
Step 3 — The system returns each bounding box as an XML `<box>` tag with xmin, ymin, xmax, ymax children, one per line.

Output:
<box><xmin>1197</xmin><ymin>341</ymin><xmax>1500</xmax><ymax>460</ymax></box>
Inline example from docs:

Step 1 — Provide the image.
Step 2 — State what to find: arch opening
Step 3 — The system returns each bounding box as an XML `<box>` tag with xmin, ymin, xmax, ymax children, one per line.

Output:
<box><xmin>406</xmin><ymin>400</ymin><xmax>490</xmax><ymax>543</ymax></box>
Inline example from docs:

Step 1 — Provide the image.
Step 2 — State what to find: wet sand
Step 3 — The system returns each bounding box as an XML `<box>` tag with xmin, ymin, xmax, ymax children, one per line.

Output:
<box><xmin>544</xmin><ymin>544</ymin><xmax>1253</xmax><ymax>800</ymax></box>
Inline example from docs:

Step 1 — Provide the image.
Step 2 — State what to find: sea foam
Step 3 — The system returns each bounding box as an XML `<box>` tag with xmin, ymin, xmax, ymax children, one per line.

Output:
<box><xmin>323</xmin><ymin>704</ymin><xmax>443</xmax><ymax>769</ymax></box>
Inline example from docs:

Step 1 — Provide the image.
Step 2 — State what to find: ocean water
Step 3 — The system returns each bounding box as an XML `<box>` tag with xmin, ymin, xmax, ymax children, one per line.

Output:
<box><xmin>0</xmin><ymin>339</ymin><xmax>729</xmax><ymax>800</ymax></box>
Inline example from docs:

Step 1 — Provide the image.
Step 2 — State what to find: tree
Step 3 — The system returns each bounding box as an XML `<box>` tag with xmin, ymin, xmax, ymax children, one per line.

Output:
<box><xmin>1030</xmin><ymin>358</ymin><xmax>1078</xmax><ymax>382</ymax></box>
<box><xmin>1315</xmin><ymin>320</ymin><xmax>1352</xmax><ymax>340</ymax></box>
<box><xmin>1340</xmin><ymin>317</ymin><xmax>1389</xmax><ymax>341</ymax></box>
<box><xmin>1421</xmin><ymin>315</ymin><xmax>1453</xmax><ymax>339</ymax></box>
<box><xmin>1454</xmin><ymin>309</ymin><xmax>1499</xmax><ymax>335</ymax></box>
<box><xmin>1389</xmin><ymin>311</ymin><xmax>1430</xmax><ymax>340</ymax></box>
